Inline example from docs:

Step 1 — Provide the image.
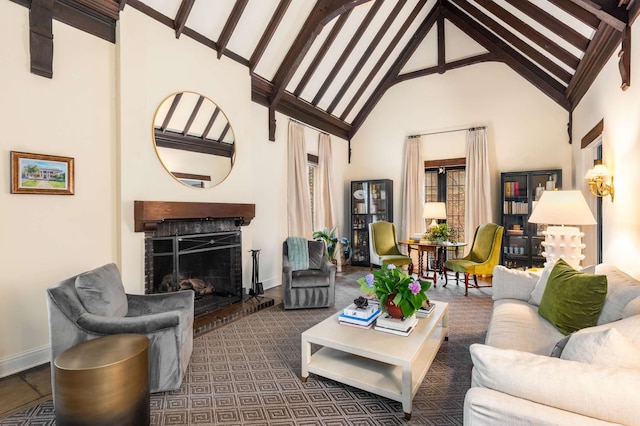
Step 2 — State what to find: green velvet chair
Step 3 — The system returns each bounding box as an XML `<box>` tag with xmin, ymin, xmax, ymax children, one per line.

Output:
<box><xmin>368</xmin><ymin>221</ymin><xmax>413</xmax><ymax>273</ymax></box>
<box><xmin>444</xmin><ymin>223</ymin><xmax>504</xmax><ymax>296</ymax></box>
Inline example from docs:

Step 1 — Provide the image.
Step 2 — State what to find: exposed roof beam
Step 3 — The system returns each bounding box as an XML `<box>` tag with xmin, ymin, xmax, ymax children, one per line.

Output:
<box><xmin>159</xmin><ymin>93</ymin><xmax>182</xmax><ymax>131</ymax></box>
<box><xmin>182</xmin><ymin>95</ymin><xmax>204</xmax><ymax>136</ymax></box>
<box><xmin>311</xmin><ymin>0</ymin><xmax>386</xmax><ymax>106</ymax></box>
<box><xmin>249</xmin><ymin>0</ymin><xmax>291</xmax><ymax>71</ymax></box>
<box><xmin>327</xmin><ymin>0</ymin><xmax>411</xmax><ymax>114</ymax></box>
<box><xmin>443</xmin><ymin>0</ymin><xmax>570</xmax><ymax>110</ymax></box>
<box><xmin>217</xmin><ymin>0</ymin><xmax>249</xmax><ymax>59</ymax></box>
<box><xmin>154</xmin><ymin>130</ymin><xmax>234</xmax><ymax>158</ymax></box>
<box><xmin>437</xmin><ymin>14</ymin><xmax>445</xmax><ymax>74</ymax></box>
<box><xmin>339</xmin><ymin>0</ymin><xmax>429</xmax><ymax>121</ymax></box>
<box><xmin>268</xmin><ymin>0</ymin><xmax>370</xmax><ymax>108</ymax></box>
<box><xmin>504</xmin><ymin>0</ymin><xmax>589</xmax><ymax>50</ymax></box>
<box><xmin>174</xmin><ymin>0</ymin><xmax>195</xmax><ymax>39</ymax></box>
<box><xmin>395</xmin><ymin>52</ymin><xmax>497</xmax><ymax>83</ymax></box>
<box><xmin>473</xmin><ymin>0</ymin><xmax>579</xmax><ymax>69</ymax></box>
<box><xmin>450</xmin><ymin>0</ymin><xmax>572</xmax><ymax>84</ymax></box>
<box><xmin>29</xmin><ymin>0</ymin><xmax>55</xmax><ymax>78</ymax></box>
<box><xmin>547</xmin><ymin>0</ymin><xmax>600</xmax><ymax>29</ymax></box>
<box><xmin>294</xmin><ymin>10</ymin><xmax>352</xmax><ymax>97</ymax></box>
<box><xmin>202</xmin><ymin>107</ymin><xmax>221</xmax><ymax>139</ymax></box>
<box><xmin>349</xmin><ymin>3</ymin><xmax>438</xmax><ymax>137</ymax></box>
<box><xmin>73</xmin><ymin>0</ymin><xmax>120</xmax><ymax>19</ymax></box>
<box><xmin>567</xmin><ymin>0</ymin><xmax>627</xmax><ymax>31</ymax></box>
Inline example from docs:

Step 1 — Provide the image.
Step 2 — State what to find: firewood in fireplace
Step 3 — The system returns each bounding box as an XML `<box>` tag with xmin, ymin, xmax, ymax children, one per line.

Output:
<box><xmin>178</xmin><ymin>278</ymin><xmax>214</xmax><ymax>296</ymax></box>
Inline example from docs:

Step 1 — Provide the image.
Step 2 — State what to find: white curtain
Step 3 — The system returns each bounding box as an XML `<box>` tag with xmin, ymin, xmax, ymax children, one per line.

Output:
<box><xmin>317</xmin><ymin>133</ymin><xmax>337</xmax><ymax>233</ymax></box>
<box><xmin>401</xmin><ymin>136</ymin><xmax>425</xmax><ymax>242</ymax></box>
<box><xmin>287</xmin><ymin>121</ymin><xmax>312</xmax><ymax>237</ymax></box>
<box><xmin>465</xmin><ymin>128</ymin><xmax>492</xmax><ymax>249</ymax></box>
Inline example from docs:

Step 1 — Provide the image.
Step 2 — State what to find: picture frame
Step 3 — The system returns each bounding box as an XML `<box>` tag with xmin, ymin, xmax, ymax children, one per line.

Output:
<box><xmin>10</xmin><ymin>151</ymin><xmax>75</xmax><ymax>195</ymax></box>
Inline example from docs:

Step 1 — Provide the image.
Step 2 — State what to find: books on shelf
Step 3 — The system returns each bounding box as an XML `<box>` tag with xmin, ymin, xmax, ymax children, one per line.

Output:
<box><xmin>416</xmin><ymin>302</ymin><xmax>436</xmax><ymax>318</ymax></box>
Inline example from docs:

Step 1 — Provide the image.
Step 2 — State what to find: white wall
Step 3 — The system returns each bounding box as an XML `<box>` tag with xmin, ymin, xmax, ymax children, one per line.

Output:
<box><xmin>572</xmin><ymin>28</ymin><xmax>640</xmax><ymax>278</ymax></box>
<box><xmin>350</xmin><ymin>62</ymin><xmax>572</xmax><ymax>233</ymax></box>
<box><xmin>0</xmin><ymin>1</ymin><xmax>116</xmax><ymax>375</ymax></box>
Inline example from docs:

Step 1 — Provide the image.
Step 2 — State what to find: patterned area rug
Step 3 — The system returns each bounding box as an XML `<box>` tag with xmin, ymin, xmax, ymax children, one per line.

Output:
<box><xmin>1</xmin><ymin>270</ymin><xmax>493</xmax><ymax>425</ymax></box>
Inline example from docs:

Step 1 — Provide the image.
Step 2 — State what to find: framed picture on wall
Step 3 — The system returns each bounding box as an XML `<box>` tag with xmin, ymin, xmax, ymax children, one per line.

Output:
<box><xmin>10</xmin><ymin>151</ymin><xmax>75</xmax><ymax>195</ymax></box>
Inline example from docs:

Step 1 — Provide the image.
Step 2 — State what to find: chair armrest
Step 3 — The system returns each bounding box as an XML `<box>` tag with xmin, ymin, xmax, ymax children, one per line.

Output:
<box><xmin>320</xmin><ymin>259</ymin><xmax>337</xmax><ymax>276</ymax></box>
<box><xmin>77</xmin><ymin>311</ymin><xmax>181</xmax><ymax>334</ymax></box>
<box><xmin>469</xmin><ymin>343</ymin><xmax>639</xmax><ymax>425</ymax></box>
<box><xmin>491</xmin><ymin>266</ymin><xmax>540</xmax><ymax>301</ymax></box>
<box><xmin>126</xmin><ymin>291</ymin><xmax>194</xmax><ymax>316</ymax></box>
<box><xmin>282</xmin><ymin>255</ymin><xmax>293</xmax><ymax>288</ymax></box>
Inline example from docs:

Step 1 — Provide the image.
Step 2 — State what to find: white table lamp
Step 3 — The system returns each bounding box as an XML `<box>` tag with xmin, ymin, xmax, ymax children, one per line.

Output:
<box><xmin>423</xmin><ymin>202</ymin><xmax>447</xmax><ymax>229</ymax></box>
<box><xmin>528</xmin><ymin>190</ymin><xmax>596</xmax><ymax>269</ymax></box>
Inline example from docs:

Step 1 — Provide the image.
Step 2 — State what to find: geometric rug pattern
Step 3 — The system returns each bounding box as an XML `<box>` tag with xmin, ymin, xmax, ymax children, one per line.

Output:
<box><xmin>0</xmin><ymin>270</ymin><xmax>493</xmax><ymax>425</ymax></box>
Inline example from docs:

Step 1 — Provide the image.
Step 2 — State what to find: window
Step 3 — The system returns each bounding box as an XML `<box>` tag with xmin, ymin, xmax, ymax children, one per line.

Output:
<box><xmin>425</xmin><ymin>159</ymin><xmax>466</xmax><ymax>242</ymax></box>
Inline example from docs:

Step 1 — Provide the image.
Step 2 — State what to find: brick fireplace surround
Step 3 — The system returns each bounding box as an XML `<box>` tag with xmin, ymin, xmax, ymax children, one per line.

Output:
<box><xmin>135</xmin><ymin>201</ymin><xmax>273</xmax><ymax>335</ymax></box>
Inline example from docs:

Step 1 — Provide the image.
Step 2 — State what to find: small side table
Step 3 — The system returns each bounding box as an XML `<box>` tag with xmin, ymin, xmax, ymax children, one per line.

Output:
<box><xmin>54</xmin><ymin>334</ymin><xmax>150</xmax><ymax>426</ymax></box>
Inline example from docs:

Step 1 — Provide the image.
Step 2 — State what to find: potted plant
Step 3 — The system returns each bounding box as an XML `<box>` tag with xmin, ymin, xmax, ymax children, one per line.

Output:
<box><xmin>357</xmin><ymin>264</ymin><xmax>432</xmax><ymax>319</ymax></box>
<box><xmin>425</xmin><ymin>223</ymin><xmax>456</xmax><ymax>243</ymax></box>
<box><xmin>312</xmin><ymin>227</ymin><xmax>351</xmax><ymax>264</ymax></box>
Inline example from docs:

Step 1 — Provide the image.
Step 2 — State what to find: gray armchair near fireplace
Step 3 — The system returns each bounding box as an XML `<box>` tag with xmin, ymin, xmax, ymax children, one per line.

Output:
<box><xmin>282</xmin><ymin>239</ymin><xmax>336</xmax><ymax>309</ymax></box>
<box><xmin>46</xmin><ymin>263</ymin><xmax>194</xmax><ymax>395</ymax></box>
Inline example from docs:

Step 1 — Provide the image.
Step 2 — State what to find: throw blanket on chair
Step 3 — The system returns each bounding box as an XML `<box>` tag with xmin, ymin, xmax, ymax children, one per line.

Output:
<box><xmin>287</xmin><ymin>237</ymin><xmax>309</xmax><ymax>271</ymax></box>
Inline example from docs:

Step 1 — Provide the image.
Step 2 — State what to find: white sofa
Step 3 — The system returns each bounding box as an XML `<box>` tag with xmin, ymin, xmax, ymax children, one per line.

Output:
<box><xmin>464</xmin><ymin>263</ymin><xmax>640</xmax><ymax>426</ymax></box>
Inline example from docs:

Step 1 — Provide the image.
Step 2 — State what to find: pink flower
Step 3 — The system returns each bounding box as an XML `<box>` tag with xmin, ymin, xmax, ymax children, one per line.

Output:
<box><xmin>408</xmin><ymin>281</ymin><xmax>421</xmax><ymax>295</ymax></box>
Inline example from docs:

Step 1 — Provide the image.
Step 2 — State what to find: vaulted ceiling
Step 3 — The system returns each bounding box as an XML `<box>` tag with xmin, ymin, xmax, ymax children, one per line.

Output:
<box><xmin>15</xmin><ymin>0</ymin><xmax>640</xmax><ymax>140</ymax></box>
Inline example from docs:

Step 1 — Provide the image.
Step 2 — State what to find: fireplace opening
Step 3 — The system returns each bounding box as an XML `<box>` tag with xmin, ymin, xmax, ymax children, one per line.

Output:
<box><xmin>146</xmin><ymin>228</ymin><xmax>243</xmax><ymax>317</ymax></box>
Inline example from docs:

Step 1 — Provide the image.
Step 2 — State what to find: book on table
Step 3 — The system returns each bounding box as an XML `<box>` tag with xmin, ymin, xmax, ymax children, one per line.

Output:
<box><xmin>342</xmin><ymin>303</ymin><xmax>379</xmax><ymax>319</ymax></box>
<box><xmin>373</xmin><ymin>323</ymin><xmax>416</xmax><ymax>337</ymax></box>
<box><xmin>416</xmin><ymin>302</ymin><xmax>436</xmax><ymax>318</ymax></box>
<box><xmin>375</xmin><ymin>314</ymin><xmax>418</xmax><ymax>332</ymax></box>
<box><xmin>338</xmin><ymin>308</ymin><xmax>381</xmax><ymax>328</ymax></box>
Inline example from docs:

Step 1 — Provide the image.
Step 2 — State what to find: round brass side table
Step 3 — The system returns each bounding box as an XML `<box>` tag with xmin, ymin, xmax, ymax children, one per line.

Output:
<box><xmin>54</xmin><ymin>334</ymin><xmax>150</xmax><ymax>426</ymax></box>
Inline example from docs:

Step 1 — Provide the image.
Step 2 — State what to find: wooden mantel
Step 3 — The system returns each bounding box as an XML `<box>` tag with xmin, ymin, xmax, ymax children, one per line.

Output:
<box><xmin>134</xmin><ymin>201</ymin><xmax>256</xmax><ymax>232</ymax></box>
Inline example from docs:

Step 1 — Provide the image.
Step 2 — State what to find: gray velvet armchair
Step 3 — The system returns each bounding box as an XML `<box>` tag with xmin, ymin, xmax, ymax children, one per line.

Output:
<box><xmin>46</xmin><ymin>263</ymin><xmax>194</xmax><ymax>394</ymax></box>
<box><xmin>282</xmin><ymin>240</ymin><xmax>336</xmax><ymax>309</ymax></box>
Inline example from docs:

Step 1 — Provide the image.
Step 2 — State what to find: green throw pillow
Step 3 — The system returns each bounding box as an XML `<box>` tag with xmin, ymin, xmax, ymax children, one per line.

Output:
<box><xmin>538</xmin><ymin>259</ymin><xmax>607</xmax><ymax>335</ymax></box>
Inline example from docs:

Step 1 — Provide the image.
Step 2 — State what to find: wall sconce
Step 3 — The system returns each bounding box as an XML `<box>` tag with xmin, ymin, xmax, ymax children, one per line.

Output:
<box><xmin>584</xmin><ymin>159</ymin><xmax>614</xmax><ymax>201</ymax></box>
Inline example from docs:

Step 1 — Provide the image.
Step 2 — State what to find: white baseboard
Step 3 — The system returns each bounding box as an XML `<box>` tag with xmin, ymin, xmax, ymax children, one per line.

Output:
<box><xmin>0</xmin><ymin>345</ymin><xmax>50</xmax><ymax>378</ymax></box>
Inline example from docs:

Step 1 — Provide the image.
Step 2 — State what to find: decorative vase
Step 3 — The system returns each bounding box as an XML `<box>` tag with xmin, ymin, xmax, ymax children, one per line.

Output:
<box><xmin>384</xmin><ymin>294</ymin><xmax>404</xmax><ymax>319</ymax></box>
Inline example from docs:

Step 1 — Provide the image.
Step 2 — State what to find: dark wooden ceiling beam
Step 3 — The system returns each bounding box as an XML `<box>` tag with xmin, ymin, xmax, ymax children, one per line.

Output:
<box><xmin>217</xmin><ymin>0</ymin><xmax>249</xmax><ymax>59</ymax></box>
<box><xmin>437</xmin><ymin>14</ymin><xmax>445</xmax><ymax>74</ymax></box>
<box><xmin>73</xmin><ymin>0</ymin><xmax>120</xmax><ymax>19</ymax></box>
<box><xmin>294</xmin><ymin>10</ymin><xmax>352</xmax><ymax>97</ymax></box>
<box><xmin>565</xmin><ymin>22</ymin><xmax>623</xmax><ymax>107</ymax></box>
<box><xmin>349</xmin><ymin>4</ymin><xmax>438</xmax><ymax>136</ymax></box>
<box><xmin>443</xmin><ymin>0</ymin><xmax>570</xmax><ymax>110</ymax></box>
<box><xmin>504</xmin><ymin>0</ymin><xmax>589</xmax><ymax>50</ymax></box>
<box><xmin>29</xmin><ymin>0</ymin><xmax>55</xmax><ymax>78</ymax></box>
<box><xmin>160</xmin><ymin>93</ymin><xmax>182</xmax><ymax>131</ymax></box>
<box><xmin>249</xmin><ymin>0</ymin><xmax>291</xmax><ymax>72</ymax></box>
<box><xmin>327</xmin><ymin>0</ymin><xmax>413</xmax><ymax>114</ymax></box>
<box><xmin>311</xmin><ymin>0</ymin><xmax>386</xmax><ymax>106</ymax></box>
<box><xmin>568</xmin><ymin>0</ymin><xmax>627</xmax><ymax>30</ymax></box>
<box><xmin>473</xmin><ymin>0</ymin><xmax>579</xmax><ymax>69</ymax></box>
<box><xmin>449</xmin><ymin>0</ymin><xmax>572</xmax><ymax>84</ymax></box>
<box><xmin>202</xmin><ymin>107</ymin><xmax>221</xmax><ymax>139</ymax></box>
<box><xmin>395</xmin><ymin>52</ymin><xmax>497</xmax><ymax>83</ymax></box>
<box><xmin>154</xmin><ymin>130</ymin><xmax>235</xmax><ymax>158</ymax></box>
<box><xmin>547</xmin><ymin>0</ymin><xmax>601</xmax><ymax>29</ymax></box>
<box><xmin>174</xmin><ymin>0</ymin><xmax>195</xmax><ymax>39</ymax></box>
<box><xmin>339</xmin><ymin>0</ymin><xmax>429</xmax><ymax>121</ymax></box>
<box><xmin>268</xmin><ymin>0</ymin><xmax>370</xmax><ymax>109</ymax></box>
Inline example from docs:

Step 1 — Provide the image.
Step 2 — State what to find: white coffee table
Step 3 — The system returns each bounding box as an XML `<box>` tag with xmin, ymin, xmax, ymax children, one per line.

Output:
<box><xmin>301</xmin><ymin>301</ymin><xmax>449</xmax><ymax>419</ymax></box>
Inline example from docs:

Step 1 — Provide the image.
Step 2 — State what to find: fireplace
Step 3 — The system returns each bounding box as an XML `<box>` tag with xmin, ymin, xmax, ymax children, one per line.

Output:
<box><xmin>136</xmin><ymin>201</ymin><xmax>255</xmax><ymax>318</ymax></box>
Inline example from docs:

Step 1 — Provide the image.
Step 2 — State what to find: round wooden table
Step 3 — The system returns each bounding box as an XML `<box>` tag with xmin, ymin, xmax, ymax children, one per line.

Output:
<box><xmin>54</xmin><ymin>334</ymin><xmax>150</xmax><ymax>426</ymax></box>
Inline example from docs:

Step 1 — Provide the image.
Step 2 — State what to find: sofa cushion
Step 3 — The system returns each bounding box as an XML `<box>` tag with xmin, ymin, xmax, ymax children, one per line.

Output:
<box><xmin>75</xmin><ymin>263</ymin><xmax>128</xmax><ymax>317</ymax></box>
<box><xmin>492</xmin><ymin>266</ymin><xmax>540</xmax><ymax>301</ymax></box>
<box><xmin>538</xmin><ymin>259</ymin><xmax>607</xmax><ymax>335</ymax></box>
<box><xmin>485</xmin><ymin>299</ymin><xmax>564</xmax><ymax>355</ymax></box>
<box><xmin>470</xmin><ymin>343</ymin><xmax>640</xmax><ymax>426</ymax></box>
<box><xmin>307</xmin><ymin>241</ymin><xmax>325</xmax><ymax>270</ymax></box>
<box><xmin>595</xmin><ymin>263</ymin><xmax>640</xmax><ymax>325</ymax></box>
<box><xmin>529</xmin><ymin>262</ymin><xmax>595</xmax><ymax>306</ymax></box>
<box><xmin>561</xmin><ymin>327</ymin><xmax>640</xmax><ymax>369</ymax></box>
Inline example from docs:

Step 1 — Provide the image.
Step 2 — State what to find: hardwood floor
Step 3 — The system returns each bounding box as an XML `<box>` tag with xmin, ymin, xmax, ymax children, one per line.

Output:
<box><xmin>0</xmin><ymin>285</ymin><xmax>283</xmax><ymax>419</ymax></box>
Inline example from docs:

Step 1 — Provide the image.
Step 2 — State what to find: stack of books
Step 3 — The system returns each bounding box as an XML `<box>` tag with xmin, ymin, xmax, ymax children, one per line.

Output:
<box><xmin>374</xmin><ymin>314</ymin><xmax>418</xmax><ymax>336</ymax></box>
<box><xmin>338</xmin><ymin>303</ymin><xmax>382</xmax><ymax>329</ymax></box>
<box><xmin>416</xmin><ymin>302</ymin><xmax>436</xmax><ymax>318</ymax></box>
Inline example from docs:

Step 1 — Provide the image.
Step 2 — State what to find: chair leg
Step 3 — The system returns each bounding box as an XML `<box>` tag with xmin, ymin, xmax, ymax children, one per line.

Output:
<box><xmin>408</xmin><ymin>263</ymin><xmax>414</xmax><ymax>275</ymax></box>
<box><xmin>464</xmin><ymin>273</ymin><xmax>470</xmax><ymax>296</ymax></box>
<box><xmin>473</xmin><ymin>274</ymin><xmax>478</xmax><ymax>288</ymax></box>
<box><xmin>455</xmin><ymin>272</ymin><xmax>460</xmax><ymax>286</ymax></box>
<box><xmin>443</xmin><ymin>269</ymin><xmax>449</xmax><ymax>287</ymax></box>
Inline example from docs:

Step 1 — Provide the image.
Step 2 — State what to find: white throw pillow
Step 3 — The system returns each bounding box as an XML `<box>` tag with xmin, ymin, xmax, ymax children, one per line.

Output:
<box><xmin>561</xmin><ymin>327</ymin><xmax>640</xmax><ymax>369</ymax></box>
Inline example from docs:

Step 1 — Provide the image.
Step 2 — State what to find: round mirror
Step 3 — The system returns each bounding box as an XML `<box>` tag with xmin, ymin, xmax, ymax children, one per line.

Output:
<box><xmin>153</xmin><ymin>91</ymin><xmax>235</xmax><ymax>188</ymax></box>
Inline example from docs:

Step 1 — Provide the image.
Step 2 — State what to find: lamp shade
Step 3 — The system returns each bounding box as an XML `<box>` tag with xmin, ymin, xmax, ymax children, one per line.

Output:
<box><xmin>423</xmin><ymin>202</ymin><xmax>447</xmax><ymax>219</ymax></box>
<box><xmin>528</xmin><ymin>190</ymin><xmax>596</xmax><ymax>225</ymax></box>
